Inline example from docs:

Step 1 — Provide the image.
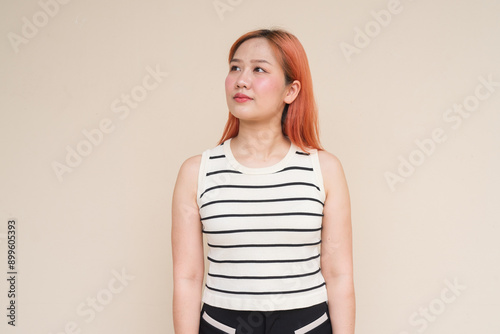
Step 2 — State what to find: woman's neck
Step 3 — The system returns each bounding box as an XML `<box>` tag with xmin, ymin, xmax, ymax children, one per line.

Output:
<box><xmin>230</xmin><ymin>121</ymin><xmax>290</xmax><ymax>163</ymax></box>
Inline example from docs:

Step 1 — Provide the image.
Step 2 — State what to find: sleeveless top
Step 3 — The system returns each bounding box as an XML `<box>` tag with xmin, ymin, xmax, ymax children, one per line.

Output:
<box><xmin>197</xmin><ymin>138</ymin><xmax>328</xmax><ymax>311</ymax></box>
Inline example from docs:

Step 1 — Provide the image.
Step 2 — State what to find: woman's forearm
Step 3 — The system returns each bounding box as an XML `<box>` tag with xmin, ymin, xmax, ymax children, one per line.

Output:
<box><xmin>326</xmin><ymin>275</ymin><xmax>356</xmax><ymax>334</ymax></box>
<box><xmin>173</xmin><ymin>277</ymin><xmax>203</xmax><ymax>333</ymax></box>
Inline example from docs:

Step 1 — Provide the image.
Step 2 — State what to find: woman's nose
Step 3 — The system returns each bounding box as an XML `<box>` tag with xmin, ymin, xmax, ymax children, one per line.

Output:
<box><xmin>235</xmin><ymin>71</ymin><xmax>250</xmax><ymax>89</ymax></box>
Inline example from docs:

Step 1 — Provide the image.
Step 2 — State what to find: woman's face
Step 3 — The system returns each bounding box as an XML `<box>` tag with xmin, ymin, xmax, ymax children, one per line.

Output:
<box><xmin>225</xmin><ymin>38</ymin><xmax>291</xmax><ymax>125</ymax></box>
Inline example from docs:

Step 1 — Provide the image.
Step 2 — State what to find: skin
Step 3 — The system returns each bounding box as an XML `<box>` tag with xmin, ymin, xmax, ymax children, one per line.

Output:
<box><xmin>172</xmin><ymin>37</ymin><xmax>355</xmax><ymax>334</ymax></box>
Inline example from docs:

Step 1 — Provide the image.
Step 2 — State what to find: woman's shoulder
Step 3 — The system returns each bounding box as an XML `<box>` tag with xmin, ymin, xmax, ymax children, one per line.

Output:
<box><xmin>173</xmin><ymin>154</ymin><xmax>203</xmax><ymax>202</ymax></box>
<box><xmin>177</xmin><ymin>142</ymin><xmax>223</xmax><ymax>179</ymax></box>
<box><xmin>317</xmin><ymin>149</ymin><xmax>343</xmax><ymax>171</ymax></box>
<box><xmin>178</xmin><ymin>154</ymin><xmax>202</xmax><ymax>178</ymax></box>
<box><xmin>317</xmin><ymin>149</ymin><xmax>348</xmax><ymax>196</ymax></box>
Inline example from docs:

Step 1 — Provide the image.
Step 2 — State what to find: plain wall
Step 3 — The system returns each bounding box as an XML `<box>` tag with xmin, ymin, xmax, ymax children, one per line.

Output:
<box><xmin>1</xmin><ymin>0</ymin><xmax>499</xmax><ymax>333</ymax></box>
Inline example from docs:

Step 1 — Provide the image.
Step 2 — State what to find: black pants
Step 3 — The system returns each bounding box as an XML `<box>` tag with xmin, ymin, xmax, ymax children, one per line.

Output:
<box><xmin>199</xmin><ymin>302</ymin><xmax>332</xmax><ymax>334</ymax></box>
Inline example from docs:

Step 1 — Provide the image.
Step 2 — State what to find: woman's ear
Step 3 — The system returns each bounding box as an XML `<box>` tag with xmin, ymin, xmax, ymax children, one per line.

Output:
<box><xmin>284</xmin><ymin>80</ymin><xmax>301</xmax><ymax>104</ymax></box>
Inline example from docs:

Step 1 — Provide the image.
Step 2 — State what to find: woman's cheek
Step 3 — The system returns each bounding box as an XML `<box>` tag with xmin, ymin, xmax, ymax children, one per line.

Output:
<box><xmin>254</xmin><ymin>78</ymin><xmax>281</xmax><ymax>96</ymax></box>
<box><xmin>225</xmin><ymin>76</ymin><xmax>233</xmax><ymax>91</ymax></box>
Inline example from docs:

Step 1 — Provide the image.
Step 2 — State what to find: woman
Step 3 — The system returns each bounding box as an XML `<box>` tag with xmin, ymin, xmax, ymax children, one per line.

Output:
<box><xmin>172</xmin><ymin>29</ymin><xmax>355</xmax><ymax>334</ymax></box>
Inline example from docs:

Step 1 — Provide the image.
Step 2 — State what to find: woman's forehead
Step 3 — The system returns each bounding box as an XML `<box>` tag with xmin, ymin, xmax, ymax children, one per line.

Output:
<box><xmin>233</xmin><ymin>38</ymin><xmax>279</xmax><ymax>64</ymax></box>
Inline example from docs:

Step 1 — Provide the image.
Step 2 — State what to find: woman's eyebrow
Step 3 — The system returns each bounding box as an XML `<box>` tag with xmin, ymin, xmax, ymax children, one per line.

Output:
<box><xmin>230</xmin><ymin>58</ymin><xmax>273</xmax><ymax>65</ymax></box>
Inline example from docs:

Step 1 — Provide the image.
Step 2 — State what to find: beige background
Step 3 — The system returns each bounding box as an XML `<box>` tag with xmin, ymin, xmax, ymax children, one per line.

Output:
<box><xmin>1</xmin><ymin>0</ymin><xmax>499</xmax><ymax>333</ymax></box>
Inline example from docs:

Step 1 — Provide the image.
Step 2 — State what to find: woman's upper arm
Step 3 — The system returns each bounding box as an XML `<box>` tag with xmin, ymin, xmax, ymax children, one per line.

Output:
<box><xmin>318</xmin><ymin>150</ymin><xmax>353</xmax><ymax>279</ymax></box>
<box><xmin>171</xmin><ymin>154</ymin><xmax>205</xmax><ymax>281</ymax></box>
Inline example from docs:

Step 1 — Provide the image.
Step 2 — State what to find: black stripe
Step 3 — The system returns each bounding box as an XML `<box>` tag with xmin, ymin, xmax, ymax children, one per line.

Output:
<box><xmin>275</xmin><ymin>166</ymin><xmax>313</xmax><ymax>173</ymax></box>
<box><xmin>207</xmin><ymin>268</ymin><xmax>322</xmax><ymax>280</ymax></box>
<box><xmin>202</xmin><ymin>227</ymin><xmax>322</xmax><ymax>234</ymax></box>
<box><xmin>206</xmin><ymin>169</ymin><xmax>242</xmax><ymax>176</ymax></box>
<box><xmin>200</xmin><ymin>182</ymin><xmax>320</xmax><ymax>198</ymax></box>
<box><xmin>205</xmin><ymin>282</ymin><xmax>326</xmax><ymax>295</ymax></box>
<box><xmin>201</xmin><ymin>212</ymin><xmax>323</xmax><ymax>221</ymax></box>
<box><xmin>206</xmin><ymin>166</ymin><xmax>312</xmax><ymax>175</ymax></box>
<box><xmin>209</xmin><ymin>154</ymin><xmax>225</xmax><ymax>159</ymax></box>
<box><xmin>207</xmin><ymin>253</ymin><xmax>320</xmax><ymax>264</ymax></box>
<box><xmin>207</xmin><ymin>240</ymin><xmax>321</xmax><ymax>249</ymax></box>
<box><xmin>200</xmin><ymin>197</ymin><xmax>324</xmax><ymax>209</ymax></box>
<box><xmin>295</xmin><ymin>151</ymin><xmax>310</xmax><ymax>156</ymax></box>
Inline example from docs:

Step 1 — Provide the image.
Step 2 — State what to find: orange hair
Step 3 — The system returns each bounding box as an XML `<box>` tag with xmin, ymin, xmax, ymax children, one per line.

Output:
<box><xmin>217</xmin><ymin>29</ymin><xmax>323</xmax><ymax>152</ymax></box>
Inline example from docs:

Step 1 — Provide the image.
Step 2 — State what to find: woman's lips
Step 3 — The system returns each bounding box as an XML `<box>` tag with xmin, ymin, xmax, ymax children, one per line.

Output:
<box><xmin>234</xmin><ymin>97</ymin><xmax>252</xmax><ymax>103</ymax></box>
<box><xmin>234</xmin><ymin>93</ymin><xmax>253</xmax><ymax>103</ymax></box>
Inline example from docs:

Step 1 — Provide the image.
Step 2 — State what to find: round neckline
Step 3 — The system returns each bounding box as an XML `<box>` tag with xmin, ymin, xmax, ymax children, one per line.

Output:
<box><xmin>223</xmin><ymin>138</ymin><xmax>297</xmax><ymax>175</ymax></box>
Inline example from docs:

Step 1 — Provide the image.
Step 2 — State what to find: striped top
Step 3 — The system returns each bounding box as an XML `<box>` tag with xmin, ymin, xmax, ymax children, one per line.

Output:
<box><xmin>197</xmin><ymin>138</ymin><xmax>328</xmax><ymax>311</ymax></box>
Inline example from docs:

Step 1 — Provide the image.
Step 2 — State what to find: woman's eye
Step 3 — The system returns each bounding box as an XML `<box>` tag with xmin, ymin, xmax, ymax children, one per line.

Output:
<box><xmin>229</xmin><ymin>66</ymin><xmax>265</xmax><ymax>73</ymax></box>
